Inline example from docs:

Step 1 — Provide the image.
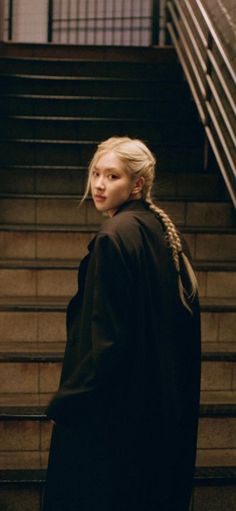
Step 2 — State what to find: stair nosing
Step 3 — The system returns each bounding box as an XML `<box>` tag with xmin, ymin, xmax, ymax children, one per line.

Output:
<box><xmin>0</xmin><ymin>224</ymin><xmax>235</xmax><ymax>234</ymax></box>
<box><xmin>0</xmin><ymin>193</ymin><xmax>233</xmax><ymax>208</ymax></box>
<box><xmin>1</xmin><ymin>115</ymin><xmax>168</xmax><ymax>123</ymax></box>
<box><xmin>0</xmin><ymin>72</ymin><xmax>177</xmax><ymax>83</ymax></box>
<box><xmin>0</xmin><ymin>296</ymin><xmax>235</xmax><ymax>312</ymax></box>
<box><xmin>0</xmin><ymin>93</ymin><xmax>173</xmax><ymax>101</ymax></box>
<box><xmin>0</xmin><ymin>403</ymin><xmax>235</xmax><ymax>419</ymax></box>
<box><xmin>0</xmin><ymin>55</ymin><xmax>179</xmax><ymax>64</ymax></box>
<box><xmin>0</xmin><ymin>351</ymin><xmax>235</xmax><ymax>363</ymax></box>
<box><xmin>0</xmin><ymin>258</ymin><xmax>235</xmax><ymax>271</ymax></box>
<box><xmin>0</xmin><ymin>466</ymin><xmax>235</xmax><ymax>484</ymax></box>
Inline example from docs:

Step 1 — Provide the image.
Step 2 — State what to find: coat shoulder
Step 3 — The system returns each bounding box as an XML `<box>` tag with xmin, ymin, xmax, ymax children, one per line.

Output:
<box><xmin>98</xmin><ymin>208</ymin><xmax>162</xmax><ymax>242</ymax></box>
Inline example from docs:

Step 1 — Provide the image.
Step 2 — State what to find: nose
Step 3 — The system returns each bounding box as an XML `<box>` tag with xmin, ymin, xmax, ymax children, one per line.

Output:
<box><xmin>95</xmin><ymin>175</ymin><xmax>105</xmax><ymax>190</ymax></box>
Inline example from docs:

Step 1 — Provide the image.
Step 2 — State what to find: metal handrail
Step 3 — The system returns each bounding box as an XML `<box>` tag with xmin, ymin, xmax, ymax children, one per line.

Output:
<box><xmin>166</xmin><ymin>0</ymin><xmax>236</xmax><ymax>208</ymax></box>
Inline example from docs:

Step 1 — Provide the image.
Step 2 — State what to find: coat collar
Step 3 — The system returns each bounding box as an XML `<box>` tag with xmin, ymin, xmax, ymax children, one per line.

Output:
<box><xmin>113</xmin><ymin>199</ymin><xmax>148</xmax><ymax>216</ymax></box>
<box><xmin>87</xmin><ymin>200</ymin><xmax>148</xmax><ymax>252</ymax></box>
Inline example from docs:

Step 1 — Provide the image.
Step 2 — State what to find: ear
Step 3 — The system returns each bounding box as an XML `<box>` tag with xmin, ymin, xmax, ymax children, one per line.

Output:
<box><xmin>131</xmin><ymin>176</ymin><xmax>145</xmax><ymax>196</ymax></box>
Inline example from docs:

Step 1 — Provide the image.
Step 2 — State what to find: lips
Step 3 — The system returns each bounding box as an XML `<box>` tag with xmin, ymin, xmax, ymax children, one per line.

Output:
<box><xmin>94</xmin><ymin>195</ymin><xmax>106</xmax><ymax>201</ymax></box>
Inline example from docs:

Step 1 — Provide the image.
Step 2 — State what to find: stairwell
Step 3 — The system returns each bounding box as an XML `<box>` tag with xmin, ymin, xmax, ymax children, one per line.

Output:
<box><xmin>0</xmin><ymin>43</ymin><xmax>235</xmax><ymax>511</ymax></box>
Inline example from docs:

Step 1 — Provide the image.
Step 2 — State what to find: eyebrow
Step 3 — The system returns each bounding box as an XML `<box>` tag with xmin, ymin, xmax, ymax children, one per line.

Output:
<box><xmin>93</xmin><ymin>165</ymin><xmax>120</xmax><ymax>172</ymax></box>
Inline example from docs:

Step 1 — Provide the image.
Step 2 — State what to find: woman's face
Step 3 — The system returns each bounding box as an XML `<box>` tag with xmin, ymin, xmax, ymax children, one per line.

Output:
<box><xmin>90</xmin><ymin>151</ymin><xmax>136</xmax><ymax>217</ymax></box>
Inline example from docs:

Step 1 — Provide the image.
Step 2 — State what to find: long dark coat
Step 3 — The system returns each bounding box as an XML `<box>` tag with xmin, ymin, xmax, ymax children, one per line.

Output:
<box><xmin>43</xmin><ymin>199</ymin><xmax>201</xmax><ymax>511</ymax></box>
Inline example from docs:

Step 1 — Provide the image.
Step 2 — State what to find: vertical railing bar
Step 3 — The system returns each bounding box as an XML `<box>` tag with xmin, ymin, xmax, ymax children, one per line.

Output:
<box><xmin>8</xmin><ymin>0</ymin><xmax>13</xmax><ymax>40</ymax></box>
<box><xmin>59</xmin><ymin>0</ymin><xmax>62</xmax><ymax>43</ymax></box>
<box><xmin>44</xmin><ymin>0</ymin><xmax>159</xmax><ymax>47</ymax></box>
<box><xmin>111</xmin><ymin>0</ymin><xmax>115</xmax><ymax>46</ymax></box>
<box><xmin>103</xmin><ymin>0</ymin><xmax>106</xmax><ymax>46</ymax></box>
<box><xmin>85</xmin><ymin>0</ymin><xmax>89</xmax><ymax>45</ymax></box>
<box><xmin>94</xmin><ymin>0</ymin><xmax>97</xmax><ymax>46</ymax></box>
<box><xmin>121</xmin><ymin>0</ymin><xmax>124</xmax><ymax>46</ymax></box>
<box><xmin>152</xmin><ymin>0</ymin><xmax>160</xmax><ymax>45</ymax></box>
<box><xmin>47</xmin><ymin>0</ymin><xmax>53</xmax><ymax>42</ymax></box>
<box><xmin>67</xmin><ymin>0</ymin><xmax>71</xmax><ymax>44</ymax></box>
<box><xmin>139</xmin><ymin>0</ymin><xmax>143</xmax><ymax>46</ymax></box>
<box><xmin>131</xmin><ymin>0</ymin><xmax>134</xmax><ymax>46</ymax></box>
<box><xmin>76</xmin><ymin>0</ymin><xmax>79</xmax><ymax>44</ymax></box>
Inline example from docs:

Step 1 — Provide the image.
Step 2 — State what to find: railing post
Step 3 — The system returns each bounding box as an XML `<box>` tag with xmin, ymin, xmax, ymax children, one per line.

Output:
<box><xmin>8</xmin><ymin>0</ymin><xmax>14</xmax><ymax>40</ymax></box>
<box><xmin>152</xmin><ymin>0</ymin><xmax>160</xmax><ymax>45</ymax></box>
<box><xmin>164</xmin><ymin>0</ymin><xmax>172</xmax><ymax>45</ymax></box>
<box><xmin>48</xmin><ymin>0</ymin><xmax>53</xmax><ymax>42</ymax></box>
<box><xmin>0</xmin><ymin>0</ymin><xmax>5</xmax><ymax>41</ymax></box>
<box><xmin>0</xmin><ymin>0</ymin><xmax>14</xmax><ymax>42</ymax></box>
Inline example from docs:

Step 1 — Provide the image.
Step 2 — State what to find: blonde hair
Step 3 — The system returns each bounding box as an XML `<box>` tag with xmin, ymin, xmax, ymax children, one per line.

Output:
<box><xmin>82</xmin><ymin>136</ymin><xmax>198</xmax><ymax>313</ymax></box>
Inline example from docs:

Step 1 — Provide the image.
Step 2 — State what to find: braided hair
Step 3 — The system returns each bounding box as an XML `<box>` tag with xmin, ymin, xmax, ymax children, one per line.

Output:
<box><xmin>82</xmin><ymin>136</ymin><xmax>198</xmax><ymax>313</ymax></box>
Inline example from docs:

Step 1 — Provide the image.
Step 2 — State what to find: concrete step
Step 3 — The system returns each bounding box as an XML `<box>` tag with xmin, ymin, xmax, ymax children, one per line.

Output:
<box><xmin>0</xmin><ymin>74</ymin><xmax>189</xmax><ymax>98</ymax></box>
<box><xmin>0</xmin><ymin>44</ymin><xmax>177</xmax><ymax>62</ymax></box>
<box><xmin>0</xmin><ymin>262</ymin><xmax>235</xmax><ymax>299</ymax></box>
<box><xmin>0</xmin><ymin>140</ymin><xmax>205</xmax><ymax>172</ymax></box>
<box><xmin>0</xmin><ymin>296</ymin><xmax>235</xmax><ymax>345</ymax></box>
<box><xmin>0</xmin><ymin>467</ymin><xmax>235</xmax><ymax>511</ymax></box>
<box><xmin>0</xmin><ymin>57</ymin><xmax>182</xmax><ymax>79</ymax></box>
<box><xmin>0</xmin><ymin>300</ymin><xmax>234</xmax><ymax>345</ymax></box>
<box><xmin>0</xmin><ymin>357</ymin><xmax>234</xmax><ymax>395</ymax></box>
<box><xmin>0</xmin><ymin>226</ymin><xmax>235</xmax><ymax>260</ymax></box>
<box><xmin>0</xmin><ymin>167</ymin><xmax>228</xmax><ymax>201</ymax></box>
<box><xmin>0</xmin><ymin>94</ymin><xmax>198</xmax><ymax>121</ymax></box>
<box><xmin>0</xmin><ymin>196</ymin><xmax>234</xmax><ymax>228</ymax></box>
<box><xmin>0</xmin><ymin>342</ymin><xmax>236</xmax><ymax>396</ymax></box>
<box><xmin>0</xmin><ymin>394</ymin><xmax>235</xmax><ymax>470</ymax></box>
<box><xmin>0</xmin><ymin>116</ymin><xmax>203</xmax><ymax>145</ymax></box>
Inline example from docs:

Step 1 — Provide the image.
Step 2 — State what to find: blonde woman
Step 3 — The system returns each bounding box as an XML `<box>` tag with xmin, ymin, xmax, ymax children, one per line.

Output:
<box><xmin>43</xmin><ymin>137</ymin><xmax>201</xmax><ymax>511</ymax></box>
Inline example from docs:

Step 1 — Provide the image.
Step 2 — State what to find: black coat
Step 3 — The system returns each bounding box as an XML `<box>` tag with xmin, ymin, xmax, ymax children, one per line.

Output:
<box><xmin>43</xmin><ymin>199</ymin><xmax>201</xmax><ymax>511</ymax></box>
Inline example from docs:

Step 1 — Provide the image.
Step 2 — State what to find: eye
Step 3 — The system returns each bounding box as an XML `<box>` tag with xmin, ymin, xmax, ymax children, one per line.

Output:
<box><xmin>108</xmin><ymin>173</ymin><xmax>118</xmax><ymax>180</ymax></box>
<box><xmin>92</xmin><ymin>170</ymin><xmax>99</xmax><ymax>177</ymax></box>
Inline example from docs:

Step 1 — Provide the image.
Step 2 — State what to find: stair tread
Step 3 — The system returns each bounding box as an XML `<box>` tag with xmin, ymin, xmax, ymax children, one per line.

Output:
<box><xmin>0</xmin><ymin>296</ymin><xmax>235</xmax><ymax>311</ymax></box>
<box><xmin>1</xmin><ymin>138</ymin><xmax>203</xmax><ymax>148</ymax></box>
<box><xmin>1</xmin><ymin>164</ymin><xmax>219</xmax><ymax>173</ymax></box>
<box><xmin>0</xmin><ymin>341</ymin><xmax>235</xmax><ymax>359</ymax></box>
<box><xmin>1</xmin><ymin>93</ymin><xmax>179</xmax><ymax>101</ymax></box>
<box><xmin>0</xmin><ymin>193</ymin><xmax>232</xmax><ymax>205</ymax></box>
<box><xmin>0</xmin><ymin>341</ymin><xmax>65</xmax><ymax>354</ymax></box>
<box><xmin>1</xmin><ymin>223</ymin><xmax>235</xmax><ymax>234</ymax></box>
<box><xmin>0</xmin><ymin>393</ymin><xmax>235</xmax><ymax>417</ymax></box>
<box><xmin>201</xmin><ymin>391</ymin><xmax>236</xmax><ymax>405</ymax></box>
<box><xmin>0</xmin><ymin>53</ymin><xmax>177</xmax><ymax>64</ymax></box>
<box><xmin>202</xmin><ymin>343</ymin><xmax>236</xmax><ymax>361</ymax></box>
<box><xmin>0</xmin><ymin>73</ymin><xmax>179</xmax><ymax>83</ymax></box>
<box><xmin>2</xmin><ymin>115</ymin><xmax>176</xmax><ymax>122</ymax></box>
<box><xmin>0</xmin><ymin>258</ymin><xmax>235</xmax><ymax>271</ymax></box>
<box><xmin>0</xmin><ymin>465</ymin><xmax>235</xmax><ymax>484</ymax></box>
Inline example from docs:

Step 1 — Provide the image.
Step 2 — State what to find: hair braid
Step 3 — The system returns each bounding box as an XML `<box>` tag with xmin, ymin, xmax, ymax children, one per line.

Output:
<box><xmin>145</xmin><ymin>195</ymin><xmax>197</xmax><ymax>313</ymax></box>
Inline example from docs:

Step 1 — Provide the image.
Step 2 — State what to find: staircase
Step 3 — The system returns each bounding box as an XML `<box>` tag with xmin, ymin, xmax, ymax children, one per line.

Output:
<box><xmin>0</xmin><ymin>43</ymin><xmax>235</xmax><ymax>511</ymax></box>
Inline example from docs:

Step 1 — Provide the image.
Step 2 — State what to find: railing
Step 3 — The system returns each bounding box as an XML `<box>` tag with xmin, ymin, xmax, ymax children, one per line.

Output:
<box><xmin>165</xmin><ymin>0</ymin><xmax>236</xmax><ymax>208</ymax></box>
<box><xmin>48</xmin><ymin>0</ymin><xmax>160</xmax><ymax>46</ymax></box>
<box><xmin>1</xmin><ymin>0</ymin><xmax>13</xmax><ymax>40</ymax></box>
<box><xmin>2</xmin><ymin>0</ymin><xmax>162</xmax><ymax>46</ymax></box>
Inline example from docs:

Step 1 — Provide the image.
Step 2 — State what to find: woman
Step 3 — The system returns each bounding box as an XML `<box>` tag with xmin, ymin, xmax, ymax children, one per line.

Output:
<box><xmin>43</xmin><ymin>137</ymin><xmax>201</xmax><ymax>511</ymax></box>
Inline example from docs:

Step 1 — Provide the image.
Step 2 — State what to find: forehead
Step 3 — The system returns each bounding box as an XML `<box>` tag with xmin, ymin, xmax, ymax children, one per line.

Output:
<box><xmin>94</xmin><ymin>151</ymin><xmax>123</xmax><ymax>170</ymax></box>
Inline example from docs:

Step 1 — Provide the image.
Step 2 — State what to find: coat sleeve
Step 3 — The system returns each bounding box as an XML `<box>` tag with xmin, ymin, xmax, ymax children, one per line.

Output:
<box><xmin>90</xmin><ymin>233</ymin><xmax>134</xmax><ymax>384</ymax></box>
<box><xmin>46</xmin><ymin>233</ymin><xmax>134</xmax><ymax>422</ymax></box>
